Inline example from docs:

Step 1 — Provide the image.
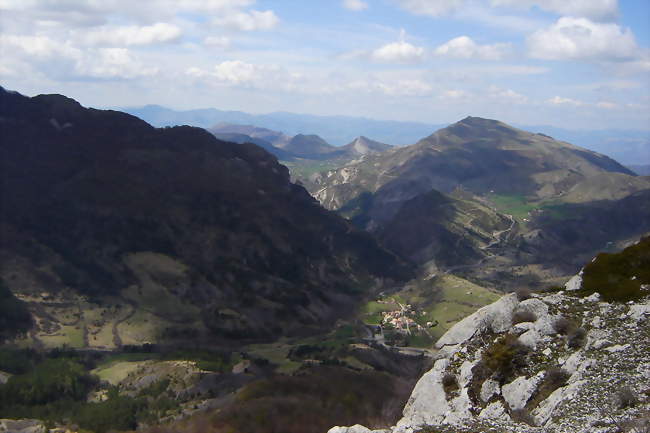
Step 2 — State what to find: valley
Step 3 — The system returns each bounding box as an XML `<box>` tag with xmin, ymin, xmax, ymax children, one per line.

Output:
<box><xmin>0</xmin><ymin>87</ymin><xmax>648</xmax><ymax>433</ymax></box>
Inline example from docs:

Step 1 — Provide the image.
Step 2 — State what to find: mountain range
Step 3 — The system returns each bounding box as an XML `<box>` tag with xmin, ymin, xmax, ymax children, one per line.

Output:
<box><xmin>122</xmin><ymin>105</ymin><xmax>650</xmax><ymax>165</ymax></box>
<box><xmin>310</xmin><ymin>116</ymin><xmax>650</xmax><ymax>286</ymax></box>
<box><xmin>210</xmin><ymin>123</ymin><xmax>392</xmax><ymax>162</ymax></box>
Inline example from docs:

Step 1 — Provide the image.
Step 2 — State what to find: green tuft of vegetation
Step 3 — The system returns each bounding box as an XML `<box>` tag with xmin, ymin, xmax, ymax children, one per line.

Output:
<box><xmin>575</xmin><ymin>236</ymin><xmax>650</xmax><ymax>302</ymax></box>
<box><xmin>481</xmin><ymin>334</ymin><xmax>529</xmax><ymax>383</ymax></box>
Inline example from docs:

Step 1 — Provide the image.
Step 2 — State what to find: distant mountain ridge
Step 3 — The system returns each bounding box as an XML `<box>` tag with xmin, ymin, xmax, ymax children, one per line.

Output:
<box><xmin>313</xmin><ymin>116</ymin><xmax>636</xmax><ymax>227</ymax></box>
<box><xmin>209</xmin><ymin>123</ymin><xmax>392</xmax><ymax>163</ymax></box>
<box><xmin>122</xmin><ymin>105</ymin><xmax>650</xmax><ymax>164</ymax></box>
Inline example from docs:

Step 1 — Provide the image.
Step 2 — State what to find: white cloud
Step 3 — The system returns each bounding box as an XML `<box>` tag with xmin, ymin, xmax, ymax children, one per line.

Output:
<box><xmin>371</xmin><ymin>30</ymin><xmax>425</xmax><ymax>63</ymax></box>
<box><xmin>528</xmin><ymin>17</ymin><xmax>638</xmax><ymax>61</ymax></box>
<box><xmin>393</xmin><ymin>0</ymin><xmax>464</xmax><ymax>17</ymax></box>
<box><xmin>488</xmin><ymin>85</ymin><xmax>528</xmax><ymax>104</ymax></box>
<box><xmin>83</xmin><ymin>23</ymin><xmax>182</xmax><ymax>46</ymax></box>
<box><xmin>372</xmin><ymin>41</ymin><xmax>425</xmax><ymax>63</ymax></box>
<box><xmin>1</xmin><ymin>34</ymin><xmax>157</xmax><ymax>80</ymax></box>
<box><xmin>596</xmin><ymin>101</ymin><xmax>619</xmax><ymax>109</ymax></box>
<box><xmin>434</xmin><ymin>36</ymin><xmax>511</xmax><ymax>60</ymax></box>
<box><xmin>213</xmin><ymin>60</ymin><xmax>267</xmax><ymax>84</ymax></box>
<box><xmin>491</xmin><ymin>0</ymin><xmax>619</xmax><ymax>22</ymax></box>
<box><xmin>75</xmin><ymin>48</ymin><xmax>158</xmax><ymax>79</ymax></box>
<box><xmin>342</xmin><ymin>0</ymin><xmax>368</xmax><ymax>11</ymax></box>
<box><xmin>213</xmin><ymin>9</ymin><xmax>279</xmax><ymax>31</ymax></box>
<box><xmin>186</xmin><ymin>60</ymin><xmax>299</xmax><ymax>90</ymax></box>
<box><xmin>378</xmin><ymin>79</ymin><xmax>433</xmax><ymax>96</ymax></box>
<box><xmin>441</xmin><ymin>89</ymin><xmax>470</xmax><ymax>100</ymax></box>
<box><xmin>547</xmin><ymin>96</ymin><xmax>585</xmax><ymax>106</ymax></box>
<box><xmin>346</xmin><ymin>78</ymin><xmax>433</xmax><ymax>96</ymax></box>
<box><xmin>203</xmin><ymin>36</ymin><xmax>232</xmax><ymax>48</ymax></box>
<box><xmin>0</xmin><ymin>34</ymin><xmax>80</xmax><ymax>59</ymax></box>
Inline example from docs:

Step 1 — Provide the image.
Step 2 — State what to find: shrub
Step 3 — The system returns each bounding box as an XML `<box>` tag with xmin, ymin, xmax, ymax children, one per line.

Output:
<box><xmin>482</xmin><ymin>334</ymin><xmax>529</xmax><ymax>382</ymax></box>
<box><xmin>515</xmin><ymin>287</ymin><xmax>532</xmax><ymax>301</ymax></box>
<box><xmin>512</xmin><ymin>310</ymin><xmax>537</xmax><ymax>324</ymax></box>
<box><xmin>545</xmin><ymin>368</ymin><xmax>571</xmax><ymax>388</ymax></box>
<box><xmin>577</xmin><ymin>236</ymin><xmax>650</xmax><ymax>302</ymax></box>
<box><xmin>553</xmin><ymin>317</ymin><xmax>573</xmax><ymax>335</ymax></box>
<box><xmin>511</xmin><ymin>408</ymin><xmax>536</xmax><ymax>426</ymax></box>
<box><xmin>441</xmin><ymin>373</ymin><xmax>459</xmax><ymax>395</ymax></box>
<box><xmin>567</xmin><ymin>328</ymin><xmax>587</xmax><ymax>349</ymax></box>
<box><xmin>617</xmin><ymin>387</ymin><xmax>639</xmax><ymax>409</ymax></box>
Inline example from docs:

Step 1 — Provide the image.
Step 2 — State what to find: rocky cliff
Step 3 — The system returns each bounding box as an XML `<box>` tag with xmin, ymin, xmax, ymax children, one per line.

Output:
<box><xmin>329</xmin><ymin>239</ymin><xmax>650</xmax><ymax>433</ymax></box>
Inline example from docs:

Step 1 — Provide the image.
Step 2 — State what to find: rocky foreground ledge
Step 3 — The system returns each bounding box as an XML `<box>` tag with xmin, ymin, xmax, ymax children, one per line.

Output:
<box><xmin>329</xmin><ymin>288</ymin><xmax>650</xmax><ymax>433</ymax></box>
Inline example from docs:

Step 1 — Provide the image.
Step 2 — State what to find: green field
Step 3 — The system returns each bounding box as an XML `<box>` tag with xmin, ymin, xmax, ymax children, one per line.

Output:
<box><xmin>489</xmin><ymin>194</ymin><xmax>574</xmax><ymax>225</ymax></box>
<box><xmin>489</xmin><ymin>194</ymin><xmax>537</xmax><ymax>221</ymax></box>
<box><xmin>360</xmin><ymin>274</ymin><xmax>501</xmax><ymax>343</ymax></box>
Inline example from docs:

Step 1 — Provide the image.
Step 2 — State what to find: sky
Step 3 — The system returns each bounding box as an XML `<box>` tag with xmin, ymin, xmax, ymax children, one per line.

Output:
<box><xmin>1</xmin><ymin>0</ymin><xmax>649</xmax><ymax>130</ymax></box>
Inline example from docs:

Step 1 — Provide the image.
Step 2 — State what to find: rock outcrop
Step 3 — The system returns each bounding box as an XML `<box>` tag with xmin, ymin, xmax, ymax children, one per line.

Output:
<box><xmin>329</xmin><ymin>286</ymin><xmax>650</xmax><ymax>433</ymax></box>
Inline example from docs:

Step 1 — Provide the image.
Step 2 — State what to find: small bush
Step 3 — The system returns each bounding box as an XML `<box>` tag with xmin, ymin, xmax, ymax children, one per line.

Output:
<box><xmin>482</xmin><ymin>334</ymin><xmax>529</xmax><ymax>383</ymax></box>
<box><xmin>567</xmin><ymin>327</ymin><xmax>587</xmax><ymax>349</ymax></box>
<box><xmin>545</xmin><ymin>368</ymin><xmax>571</xmax><ymax>388</ymax></box>
<box><xmin>512</xmin><ymin>310</ymin><xmax>537</xmax><ymax>324</ymax></box>
<box><xmin>515</xmin><ymin>287</ymin><xmax>532</xmax><ymax>301</ymax></box>
<box><xmin>617</xmin><ymin>387</ymin><xmax>639</xmax><ymax>409</ymax></box>
<box><xmin>553</xmin><ymin>317</ymin><xmax>573</xmax><ymax>335</ymax></box>
<box><xmin>441</xmin><ymin>373</ymin><xmax>459</xmax><ymax>394</ymax></box>
<box><xmin>511</xmin><ymin>408</ymin><xmax>536</xmax><ymax>426</ymax></box>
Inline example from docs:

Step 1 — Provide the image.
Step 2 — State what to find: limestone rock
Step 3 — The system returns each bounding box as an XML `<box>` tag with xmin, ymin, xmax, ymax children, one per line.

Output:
<box><xmin>480</xmin><ymin>378</ymin><xmax>500</xmax><ymax>403</ymax></box>
<box><xmin>396</xmin><ymin>359</ymin><xmax>450</xmax><ymax>429</ymax></box>
<box><xmin>565</xmin><ymin>271</ymin><xmax>583</xmax><ymax>291</ymax></box>
<box><xmin>0</xmin><ymin>419</ymin><xmax>46</xmax><ymax>433</ymax></box>
<box><xmin>479</xmin><ymin>401</ymin><xmax>506</xmax><ymax>419</ymax></box>
<box><xmin>501</xmin><ymin>373</ymin><xmax>543</xmax><ymax>410</ymax></box>
<box><xmin>327</xmin><ymin>425</ymin><xmax>388</xmax><ymax>433</ymax></box>
<box><xmin>435</xmin><ymin>294</ymin><xmax>519</xmax><ymax>349</ymax></box>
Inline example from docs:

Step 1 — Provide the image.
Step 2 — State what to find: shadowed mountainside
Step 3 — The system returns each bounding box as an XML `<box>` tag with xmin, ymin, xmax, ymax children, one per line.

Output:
<box><xmin>0</xmin><ymin>87</ymin><xmax>413</xmax><ymax>343</ymax></box>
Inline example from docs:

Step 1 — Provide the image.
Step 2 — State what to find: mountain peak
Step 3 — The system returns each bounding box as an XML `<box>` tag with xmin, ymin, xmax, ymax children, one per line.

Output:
<box><xmin>457</xmin><ymin>116</ymin><xmax>508</xmax><ymax>128</ymax></box>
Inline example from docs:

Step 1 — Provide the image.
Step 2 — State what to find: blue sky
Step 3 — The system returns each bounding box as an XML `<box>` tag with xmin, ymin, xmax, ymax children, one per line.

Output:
<box><xmin>1</xmin><ymin>0</ymin><xmax>649</xmax><ymax>130</ymax></box>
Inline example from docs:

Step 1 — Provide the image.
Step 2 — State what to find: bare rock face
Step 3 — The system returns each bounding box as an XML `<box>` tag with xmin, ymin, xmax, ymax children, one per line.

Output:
<box><xmin>434</xmin><ymin>293</ymin><xmax>519</xmax><ymax>350</ymax></box>
<box><xmin>0</xmin><ymin>419</ymin><xmax>47</xmax><ymax>433</ymax></box>
<box><xmin>328</xmin><ymin>425</ymin><xmax>389</xmax><ymax>433</ymax></box>
<box><xmin>329</xmin><ymin>279</ymin><xmax>650</xmax><ymax>433</ymax></box>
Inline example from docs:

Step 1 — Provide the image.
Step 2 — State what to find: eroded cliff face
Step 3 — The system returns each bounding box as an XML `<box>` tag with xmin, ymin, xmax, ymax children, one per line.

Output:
<box><xmin>330</xmin><ymin>288</ymin><xmax>650</xmax><ymax>433</ymax></box>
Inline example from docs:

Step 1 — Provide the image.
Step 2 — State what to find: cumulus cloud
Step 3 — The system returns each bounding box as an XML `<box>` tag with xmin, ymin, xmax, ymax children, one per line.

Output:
<box><xmin>342</xmin><ymin>0</ymin><xmax>368</xmax><ymax>11</ymax></box>
<box><xmin>547</xmin><ymin>96</ymin><xmax>585</xmax><ymax>106</ymax></box>
<box><xmin>0</xmin><ymin>34</ymin><xmax>80</xmax><ymax>59</ymax></box>
<box><xmin>214</xmin><ymin>9</ymin><xmax>279</xmax><ymax>31</ymax></box>
<box><xmin>434</xmin><ymin>36</ymin><xmax>511</xmax><ymax>60</ymax></box>
<box><xmin>1</xmin><ymin>33</ymin><xmax>157</xmax><ymax>80</ymax></box>
<box><xmin>372</xmin><ymin>41</ymin><xmax>425</xmax><ymax>63</ymax></box>
<box><xmin>75</xmin><ymin>48</ymin><xmax>158</xmax><ymax>79</ymax></box>
<box><xmin>83</xmin><ymin>23</ymin><xmax>182</xmax><ymax>46</ymax></box>
<box><xmin>393</xmin><ymin>0</ymin><xmax>465</xmax><ymax>17</ymax></box>
<box><xmin>528</xmin><ymin>17</ymin><xmax>638</xmax><ymax>61</ymax></box>
<box><xmin>488</xmin><ymin>85</ymin><xmax>528</xmax><ymax>104</ymax></box>
<box><xmin>0</xmin><ymin>0</ymin><xmax>257</xmax><ymax>26</ymax></box>
<box><xmin>371</xmin><ymin>30</ymin><xmax>425</xmax><ymax>63</ymax></box>
<box><xmin>491</xmin><ymin>0</ymin><xmax>619</xmax><ymax>22</ymax></box>
<box><xmin>186</xmin><ymin>60</ymin><xmax>300</xmax><ymax>90</ymax></box>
